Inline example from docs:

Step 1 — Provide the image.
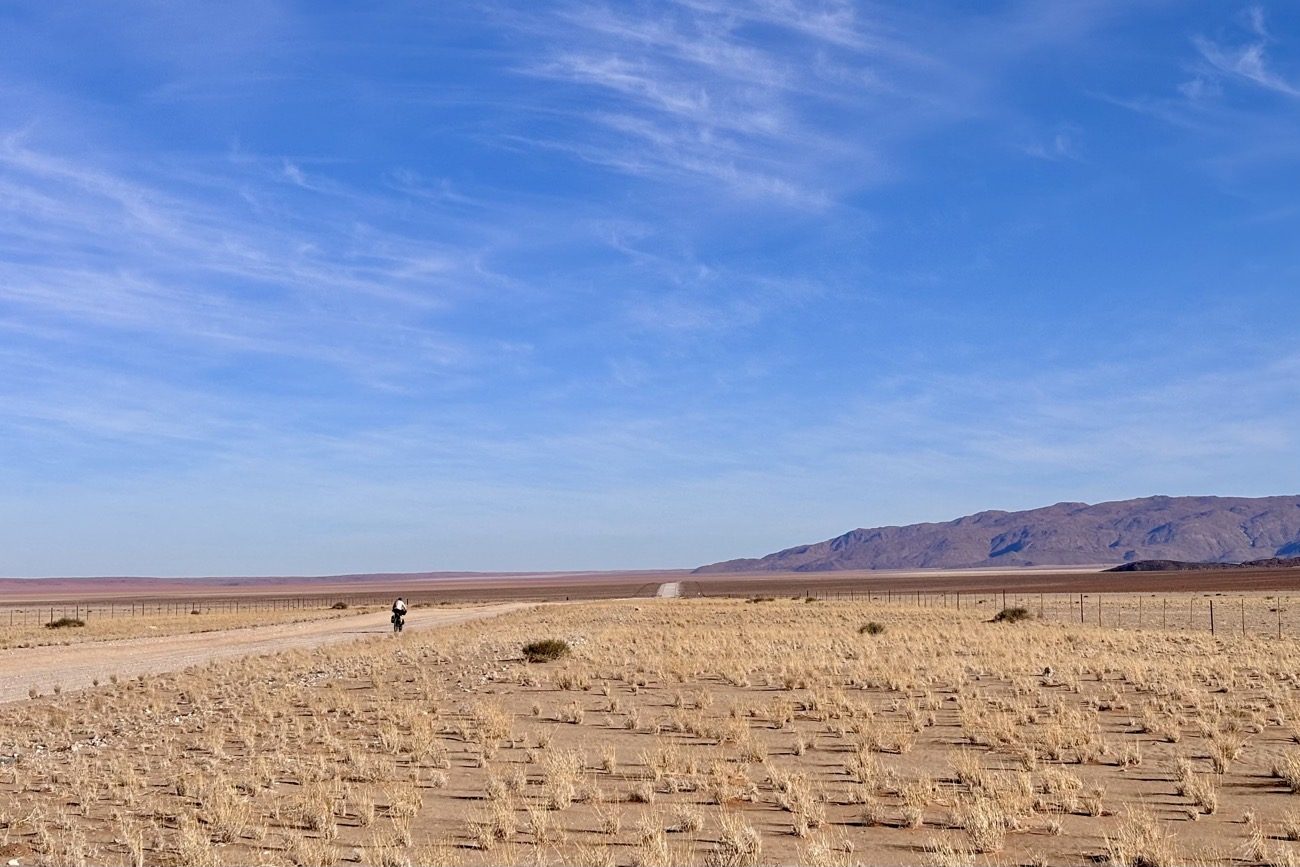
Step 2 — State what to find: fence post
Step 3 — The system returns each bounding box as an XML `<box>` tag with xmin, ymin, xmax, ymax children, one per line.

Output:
<box><xmin>1210</xmin><ymin>599</ymin><xmax>1215</xmax><ymax>636</ymax></box>
<box><xmin>1241</xmin><ymin>597</ymin><xmax>1246</xmax><ymax>638</ymax></box>
<box><xmin>1097</xmin><ymin>595</ymin><xmax>1102</xmax><ymax>627</ymax></box>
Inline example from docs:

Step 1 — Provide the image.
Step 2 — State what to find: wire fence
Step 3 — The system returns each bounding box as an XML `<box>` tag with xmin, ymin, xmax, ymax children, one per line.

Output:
<box><xmin>0</xmin><ymin>595</ymin><xmax>394</xmax><ymax>628</ymax></box>
<box><xmin>5</xmin><ymin>588</ymin><xmax>1294</xmax><ymax>639</ymax></box>
<box><xmin>714</xmin><ymin>588</ymin><xmax>1297</xmax><ymax>639</ymax></box>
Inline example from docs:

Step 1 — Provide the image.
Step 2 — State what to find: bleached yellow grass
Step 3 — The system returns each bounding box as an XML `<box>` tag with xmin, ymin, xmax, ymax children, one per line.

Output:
<box><xmin>2</xmin><ymin>597</ymin><xmax>1299</xmax><ymax>865</ymax></box>
<box><xmin>0</xmin><ymin>605</ymin><xmax>369</xmax><ymax>650</ymax></box>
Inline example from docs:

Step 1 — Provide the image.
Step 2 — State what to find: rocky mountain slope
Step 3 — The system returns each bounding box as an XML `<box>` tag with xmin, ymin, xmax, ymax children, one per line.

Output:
<box><xmin>695</xmin><ymin>495</ymin><xmax>1300</xmax><ymax>573</ymax></box>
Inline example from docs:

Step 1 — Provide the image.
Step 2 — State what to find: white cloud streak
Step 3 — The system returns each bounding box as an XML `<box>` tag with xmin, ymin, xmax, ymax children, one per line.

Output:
<box><xmin>498</xmin><ymin>1</ymin><xmax>945</xmax><ymax>206</ymax></box>
<box><xmin>0</xmin><ymin>134</ymin><xmax>519</xmax><ymax>390</ymax></box>
<box><xmin>1192</xmin><ymin>7</ymin><xmax>1300</xmax><ymax>98</ymax></box>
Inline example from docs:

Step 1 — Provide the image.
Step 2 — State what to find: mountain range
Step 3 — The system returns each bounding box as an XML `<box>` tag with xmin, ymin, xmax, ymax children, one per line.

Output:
<box><xmin>694</xmin><ymin>495</ymin><xmax>1300</xmax><ymax>573</ymax></box>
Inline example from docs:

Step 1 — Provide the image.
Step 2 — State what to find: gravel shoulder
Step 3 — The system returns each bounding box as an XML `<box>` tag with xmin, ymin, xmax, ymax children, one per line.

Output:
<box><xmin>0</xmin><ymin>603</ymin><xmax>529</xmax><ymax>704</ymax></box>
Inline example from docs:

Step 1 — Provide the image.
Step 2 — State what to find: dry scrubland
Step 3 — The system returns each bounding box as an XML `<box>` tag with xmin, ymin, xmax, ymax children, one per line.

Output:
<box><xmin>0</xmin><ymin>606</ymin><xmax>371</xmax><ymax>651</ymax></box>
<box><xmin>6</xmin><ymin>599</ymin><xmax>1300</xmax><ymax>865</ymax></box>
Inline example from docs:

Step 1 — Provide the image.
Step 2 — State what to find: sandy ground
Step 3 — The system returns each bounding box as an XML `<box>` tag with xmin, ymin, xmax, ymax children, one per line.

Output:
<box><xmin>685</xmin><ymin>565</ymin><xmax>1300</xmax><ymax>596</ymax></box>
<box><xmin>9</xmin><ymin>598</ymin><xmax>1300</xmax><ymax>865</ymax></box>
<box><xmin>0</xmin><ymin>602</ymin><xmax>528</xmax><ymax>704</ymax></box>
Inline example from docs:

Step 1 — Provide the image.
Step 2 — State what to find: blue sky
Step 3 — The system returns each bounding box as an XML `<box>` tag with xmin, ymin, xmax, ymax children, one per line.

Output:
<box><xmin>1</xmin><ymin>1</ymin><xmax>1298</xmax><ymax>576</ymax></box>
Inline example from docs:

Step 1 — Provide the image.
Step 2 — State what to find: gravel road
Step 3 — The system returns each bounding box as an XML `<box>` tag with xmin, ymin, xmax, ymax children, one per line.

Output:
<box><xmin>0</xmin><ymin>603</ymin><xmax>528</xmax><ymax>704</ymax></box>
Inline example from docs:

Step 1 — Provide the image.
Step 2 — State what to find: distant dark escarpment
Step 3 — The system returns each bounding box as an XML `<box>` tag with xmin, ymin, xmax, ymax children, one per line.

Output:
<box><xmin>1108</xmin><ymin>556</ymin><xmax>1300</xmax><ymax>572</ymax></box>
<box><xmin>696</xmin><ymin>495</ymin><xmax>1300</xmax><ymax>573</ymax></box>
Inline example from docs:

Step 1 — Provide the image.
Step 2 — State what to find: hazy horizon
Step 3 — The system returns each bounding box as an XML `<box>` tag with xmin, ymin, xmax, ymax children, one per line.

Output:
<box><xmin>3</xmin><ymin>2</ymin><xmax>1299</xmax><ymax>575</ymax></box>
<box><xmin>6</xmin><ymin>492</ymin><xmax>1300</xmax><ymax>579</ymax></box>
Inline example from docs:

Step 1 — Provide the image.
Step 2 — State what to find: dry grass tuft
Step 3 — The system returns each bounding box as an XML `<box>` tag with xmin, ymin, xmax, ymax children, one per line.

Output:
<box><xmin>5</xmin><ymin>594</ymin><xmax>1300</xmax><ymax>865</ymax></box>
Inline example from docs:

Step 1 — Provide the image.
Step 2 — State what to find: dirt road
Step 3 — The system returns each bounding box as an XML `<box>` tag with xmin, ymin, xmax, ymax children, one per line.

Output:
<box><xmin>655</xmin><ymin>582</ymin><xmax>682</xmax><ymax>598</ymax></box>
<box><xmin>0</xmin><ymin>603</ymin><xmax>529</xmax><ymax>704</ymax></box>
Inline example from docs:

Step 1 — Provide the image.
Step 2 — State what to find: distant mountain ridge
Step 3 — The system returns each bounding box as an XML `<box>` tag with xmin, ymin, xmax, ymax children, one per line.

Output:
<box><xmin>695</xmin><ymin>495</ymin><xmax>1300</xmax><ymax>573</ymax></box>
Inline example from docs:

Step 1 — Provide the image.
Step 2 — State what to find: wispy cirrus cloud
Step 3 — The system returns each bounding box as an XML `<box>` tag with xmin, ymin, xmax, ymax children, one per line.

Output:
<box><xmin>1021</xmin><ymin>125</ymin><xmax>1084</xmax><ymax>162</ymax></box>
<box><xmin>1191</xmin><ymin>6</ymin><xmax>1300</xmax><ymax>98</ymax></box>
<box><xmin>0</xmin><ymin>134</ymin><xmax>518</xmax><ymax>389</ymax></box>
<box><xmin>498</xmin><ymin>1</ymin><xmax>942</xmax><ymax>206</ymax></box>
<box><xmin>1098</xmin><ymin>4</ymin><xmax>1300</xmax><ymax>189</ymax></box>
<box><xmin>495</xmin><ymin>0</ymin><xmax>1158</xmax><ymax>212</ymax></box>
<box><xmin>2</xmin><ymin>2</ymin><xmax>1299</xmax><ymax>575</ymax></box>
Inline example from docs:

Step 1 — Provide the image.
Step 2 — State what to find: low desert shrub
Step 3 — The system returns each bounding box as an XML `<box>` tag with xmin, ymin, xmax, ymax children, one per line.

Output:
<box><xmin>331</xmin><ymin>601</ymin><xmax>349</xmax><ymax>610</ymax></box>
<box><xmin>1270</xmin><ymin>753</ymin><xmax>1300</xmax><ymax>792</ymax></box>
<box><xmin>991</xmin><ymin>607</ymin><xmax>1031</xmax><ymax>624</ymax></box>
<box><xmin>523</xmin><ymin>639</ymin><xmax>572</xmax><ymax>663</ymax></box>
<box><xmin>709</xmin><ymin>812</ymin><xmax>762</xmax><ymax>867</ymax></box>
<box><xmin>859</xmin><ymin>622</ymin><xmax>886</xmax><ymax>636</ymax></box>
<box><xmin>45</xmin><ymin>617</ymin><xmax>85</xmax><ymax>629</ymax></box>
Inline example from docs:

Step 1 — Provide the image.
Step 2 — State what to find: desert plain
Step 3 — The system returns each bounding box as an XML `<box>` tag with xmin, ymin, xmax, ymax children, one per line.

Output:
<box><xmin>4</xmin><ymin>569</ymin><xmax>1300</xmax><ymax>866</ymax></box>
